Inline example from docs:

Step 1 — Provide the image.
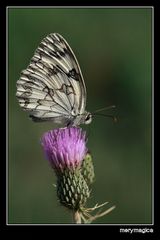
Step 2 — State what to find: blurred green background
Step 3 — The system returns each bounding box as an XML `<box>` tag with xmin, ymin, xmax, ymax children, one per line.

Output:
<box><xmin>9</xmin><ymin>8</ymin><xmax>152</xmax><ymax>224</ymax></box>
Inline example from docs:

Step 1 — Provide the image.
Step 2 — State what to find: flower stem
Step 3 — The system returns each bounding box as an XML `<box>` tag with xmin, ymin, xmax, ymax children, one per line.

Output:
<box><xmin>73</xmin><ymin>211</ymin><xmax>81</xmax><ymax>224</ymax></box>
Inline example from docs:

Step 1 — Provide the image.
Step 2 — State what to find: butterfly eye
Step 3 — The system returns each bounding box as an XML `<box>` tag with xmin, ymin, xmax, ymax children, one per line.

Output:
<box><xmin>85</xmin><ymin>113</ymin><xmax>92</xmax><ymax>125</ymax></box>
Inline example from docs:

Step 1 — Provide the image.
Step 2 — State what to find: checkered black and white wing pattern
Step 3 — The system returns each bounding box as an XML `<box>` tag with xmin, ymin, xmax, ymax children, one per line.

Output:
<box><xmin>16</xmin><ymin>33</ymin><xmax>87</xmax><ymax>126</ymax></box>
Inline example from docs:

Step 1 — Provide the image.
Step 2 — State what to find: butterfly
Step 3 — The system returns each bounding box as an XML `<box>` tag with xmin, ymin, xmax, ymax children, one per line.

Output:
<box><xmin>16</xmin><ymin>33</ymin><xmax>92</xmax><ymax>127</ymax></box>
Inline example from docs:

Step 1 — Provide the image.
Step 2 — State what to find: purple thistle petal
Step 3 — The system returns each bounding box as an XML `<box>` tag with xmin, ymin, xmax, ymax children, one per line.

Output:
<box><xmin>41</xmin><ymin>127</ymin><xmax>87</xmax><ymax>171</ymax></box>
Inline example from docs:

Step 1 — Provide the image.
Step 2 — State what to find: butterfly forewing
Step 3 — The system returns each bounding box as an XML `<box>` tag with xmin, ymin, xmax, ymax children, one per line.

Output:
<box><xmin>16</xmin><ymin>33</ymin><xmax>88</xmax><ymax>125</ymax></box>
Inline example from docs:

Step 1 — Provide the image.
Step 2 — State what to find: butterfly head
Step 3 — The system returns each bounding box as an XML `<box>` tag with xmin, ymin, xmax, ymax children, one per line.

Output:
<box><xmin>84</xmin><ymin>112</ymin><xmax>92</xmax><ymax>125</ymax></box>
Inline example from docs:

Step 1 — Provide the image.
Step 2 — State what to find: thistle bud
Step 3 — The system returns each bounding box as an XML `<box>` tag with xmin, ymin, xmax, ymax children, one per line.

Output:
<box><xmin>81</xmin><ymin>153</ymin><xmax>95</xmax><ymax>186</ymax></box>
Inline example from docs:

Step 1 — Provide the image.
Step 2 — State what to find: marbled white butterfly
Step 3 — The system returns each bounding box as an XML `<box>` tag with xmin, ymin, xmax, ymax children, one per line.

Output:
<box><xmin>16</xmin><ymin>33</ymin><xmax>92</xmax><ymax>126</ymax></box>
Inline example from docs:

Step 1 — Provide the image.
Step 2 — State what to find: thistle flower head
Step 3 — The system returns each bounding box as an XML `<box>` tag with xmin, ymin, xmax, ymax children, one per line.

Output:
<box><xmin>41</xmin><ymin>127</ymin><xmax>115</xmax><ymax>220</ymax></box>
<box><xmin>41</xmin><ymin>127</ymin><xmax>87</xmax><ymax>171</ymax></box>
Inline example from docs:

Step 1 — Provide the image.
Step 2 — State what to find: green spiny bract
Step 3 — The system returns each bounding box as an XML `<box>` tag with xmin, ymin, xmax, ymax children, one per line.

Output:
<box><xmin>81</xmin><ymin>153</ymin><xmax>95</xmax><ymax>186</ymax></box>
<box><xmin>57</xmin><ymin>168</ymin><xmax>90</xmax><ymax>211</ymax></box>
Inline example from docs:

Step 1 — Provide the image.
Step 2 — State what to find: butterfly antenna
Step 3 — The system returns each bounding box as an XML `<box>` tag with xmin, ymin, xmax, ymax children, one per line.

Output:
<box><xmin>93</xmin><ymin>105</ymin><xmax>116</xmax><ymax>114</ymax></box>
<box><xmin>92</xmin><ymin>113</ymin><xmax>118</xmax><ymax>123</ymax></box>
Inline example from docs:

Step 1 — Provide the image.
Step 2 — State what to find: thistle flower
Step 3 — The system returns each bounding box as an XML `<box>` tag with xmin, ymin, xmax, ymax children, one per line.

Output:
<box><xmin>41</xmin><ymin>127</ymin><xmax>115</xmax><ymax>224</ymax></box>
<box><xmin>41</xmin><ymin>127</ymin><xmax>87</xmax><ymax>173</ymax></box>
<box><xmin>41</xmin><ymin>127</ymin><xmax>90</xmax><ymax>213</ymax></box>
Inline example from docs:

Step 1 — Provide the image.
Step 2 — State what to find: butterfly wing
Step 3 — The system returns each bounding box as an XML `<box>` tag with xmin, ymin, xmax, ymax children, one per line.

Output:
<box><xmin>16</xmin><ymin>33</ymin><xmax>87</xmax><ymax>125</ymax></box>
